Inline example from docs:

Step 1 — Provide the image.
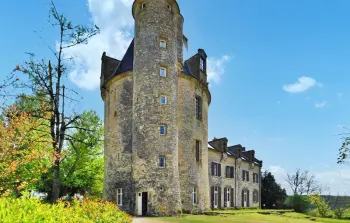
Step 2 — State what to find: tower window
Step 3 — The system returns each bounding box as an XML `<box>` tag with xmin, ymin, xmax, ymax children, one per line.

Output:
<box><xmin>167</xmin><ymin>3</ymin><xmax>172</xmax><ymax>11</ymax></box>
<box><xmin>141</xmin><ymin>3</ymin><xmax>146</xmax><ymax>9</ymax></box>
<box><xmin>160</xmin><ymin>67</ymin><xmax>167</xmax><ymax>77</ymax></box>
<box><xmin>195</xmin><ymin>96</ymin><xmax>202</xmax><ymax>120</ymax></box>
<box><xmin>195</xmin><ymin>140</ymin><xmax>200</xmax><ymax>162</ymax></box>
<box><xmin>200</xmin><ymin>58</ymin><xmax>204</xmax><ymax>71</ymax></box>
<box><xmin>117</xmin><ymin>188</ymin><xmax>123</xmax><ymax>206</ymax></box>
<box><xmin>160</xmin><ymin>125</ymin><xmax>167</xmax><ymax>136</ymax></box>
<box><xmin>160</xmin><ymin>40</ymin><xmax>167</xmax><ymax>48</ymax></box>
<box><xmin>159</xmin><ymin>156</ymin><xmax>166</xmax><ymax>168</ymax></box>
<box><xmin>192</xmin><ymin>187</ymin><xmax>197</xmax><ymax>205</ymax></box>
<box><xmin>160</xmin><ymin>96</ymin><xmax>167</xmax><ymax>105</ymax></box>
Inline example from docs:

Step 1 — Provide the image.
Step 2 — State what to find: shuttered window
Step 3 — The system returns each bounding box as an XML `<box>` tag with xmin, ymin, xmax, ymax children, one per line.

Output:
<box><xmin>211</xmin><ymin>162</ymin><xmax>221</xmax><ymax>177</ymax></box>
<box><xmin>226</xmin><ymin>166</ymin><xmax>235</xmax><ymax>178</ymax></box>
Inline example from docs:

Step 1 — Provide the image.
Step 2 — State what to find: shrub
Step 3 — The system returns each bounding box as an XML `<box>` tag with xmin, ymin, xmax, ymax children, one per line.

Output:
<box><xmin>308</xmin><ymin>194</ymin><xmax>329</xmax><ymax>218</ymax></box>
<box><xmin>0</xmin><ymin>197</ymin><xmax>131</xmax><ymax>223</ymax></box>
<box><xmin>284</xmin><ymin>195</ymin><xmax>312</xmax><ymax>213</ymax></box>
<box><xmin>334</xmin><ymin>208</ymin><xmax>346</xmax><ymax>219</ymax></box>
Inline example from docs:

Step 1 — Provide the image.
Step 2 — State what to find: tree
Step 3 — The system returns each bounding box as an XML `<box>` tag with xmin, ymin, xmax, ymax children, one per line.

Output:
<box><xmin>338</xmin><ymin>130</ymin><xmax>350</xmax><ymax>164</ymax></box>
<box><xmin>261</xmin><ymin>171</ymin><xmax>287</xmax><ymax>209</ymax></box>
<box><xmin>308</xmin><ymin>193</ymin><xmax>329</xmax><ymax>217</ymax></box>
<box><xmin>10</xmin><ymin>1</ymin><xmax>99</xmax><ymax>202</ymax></box>
<box><xmin>0</xmin><ymin>105</ymin><xmax>51</xmax><ymax>197</ymax></box>
<box><xmin>60</xmin><ymin>111</ymin><xmax>104</xmax><ymax>197</ymax></box>
<box><xmin>286</xmin><ymin>169</ymin><xmax>323</xmax><ymax>195</ymax></box>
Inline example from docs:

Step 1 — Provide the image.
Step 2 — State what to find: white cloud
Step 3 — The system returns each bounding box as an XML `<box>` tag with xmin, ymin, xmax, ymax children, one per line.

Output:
<box><xmin>315</xmin><ymin>101</ymin><xmax>327</xmax><ymax>108</ymax></box>
<box><xmin>64</xmin><ymin>0</ymin><xmax>134</xmax><ymax>90</ymax></box>
<box><xmin>265</xmin><ymin>165</ymin><xmax>350</xmax><ymax>195</ymax></box>
<box><xmin>207</xmin><ymin>55</ymin><xmax>231</xmax><ymax>84</ymax></box>
<box><xmin>315</xmin><ymin>170</ymin><xmax>350</xmax><ymax>195</ymax></box>
<box><xmin>283</xmin><ymin>76</ymin><xmax>322</xmax><ymax>93</ymax></box>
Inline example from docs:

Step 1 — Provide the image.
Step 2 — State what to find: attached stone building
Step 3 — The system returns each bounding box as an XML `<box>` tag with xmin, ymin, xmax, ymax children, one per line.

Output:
<box><xmin>100</xmin><ymin>0</ymin><xmax>263</xmax><ymax>216</ymax></box>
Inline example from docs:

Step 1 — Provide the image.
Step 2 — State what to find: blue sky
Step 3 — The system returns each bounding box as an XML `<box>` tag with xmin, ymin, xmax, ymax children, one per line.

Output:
<box><xmin>1</xmin><ymin>0</ymin><xmax>350</xmax><ymax>194</ymax></box>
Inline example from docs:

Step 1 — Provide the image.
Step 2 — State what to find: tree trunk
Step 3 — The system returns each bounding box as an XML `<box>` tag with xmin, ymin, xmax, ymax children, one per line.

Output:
<box><xmin>51</xmin><ymin>161</ymin><xmax>60</xmax><ymax>202</ymax></box>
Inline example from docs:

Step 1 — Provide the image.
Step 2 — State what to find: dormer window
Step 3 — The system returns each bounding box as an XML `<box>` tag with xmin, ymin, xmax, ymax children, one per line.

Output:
<box><xmin>200</xmin><ymin>58</ymin><xmax>204</xmax><ymax>71</ymax></box>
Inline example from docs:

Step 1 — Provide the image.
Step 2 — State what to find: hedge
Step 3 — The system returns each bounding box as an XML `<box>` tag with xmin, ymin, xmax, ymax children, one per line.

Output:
<box><xmin>0</xmin><ymin>197</ymin><xmax>132</xmax><ymax>223</ymax></box>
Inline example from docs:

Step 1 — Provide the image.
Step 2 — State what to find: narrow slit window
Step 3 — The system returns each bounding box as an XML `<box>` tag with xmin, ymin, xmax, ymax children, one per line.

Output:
<box><xmin>159</xmin><ymin>156</ymin><xmax>166</xmax><ymax>168</ymax></box>
<box><xmin>160</xmin><ymin>125</ymin><xmax>167</xmax><ymax>136</ymax></box>
<box><xmin>195</xmin><ymin>140</ymin><xmax>200</xmax><ymax>162</ymax></box>
<box><xmin>160</xmin><ymin>67</ymin><xmax>167</xmax><ymax>77</ymax></box>
<box><xmin>192</xmin><ymin>187</ymin><xmax>197</xmax><ymax>205</ymax></box>
<box><xmin>117</xmin><ymin>188</ymin><xmax>123</xmax><ymax>206</ymax></box>
<box><xmin>141</xmin><ymin>3</ymin><xmax>146</xmax><ymax>9</ymax></box>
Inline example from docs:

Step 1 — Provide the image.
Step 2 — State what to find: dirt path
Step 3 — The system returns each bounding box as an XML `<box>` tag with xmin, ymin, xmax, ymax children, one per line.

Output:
<box><xmin>132</xmin><ymin>217</ymin><xmax>171</xmax><ymax>223</ymax></box>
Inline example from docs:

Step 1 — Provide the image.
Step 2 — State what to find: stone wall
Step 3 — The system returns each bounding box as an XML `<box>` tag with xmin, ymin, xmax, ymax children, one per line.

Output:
<box><xmin>208</xmin><ymin>149</ymin><xmax>261</xmax><ymax>209</ymax></box>
<box><xmin>102</xmin><ymin>73</ymin><xmax>134</xmax><ymax>213</ymax></box>
<box><xmin>208</xmin><ymin>149</ymin><xmax>236</xmax><ymax>209</ymax></box>
<box><xmin>178</xmin><ymin>74</ymin><xmax>210</xmax><ymax>213</ymax></box>
<box><xmin>235</xmin><ymin>160</ymin><xmax>261</xmax><ymax>208</ymax></box>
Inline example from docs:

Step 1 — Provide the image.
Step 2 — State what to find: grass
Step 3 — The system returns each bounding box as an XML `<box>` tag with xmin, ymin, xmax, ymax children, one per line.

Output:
<box><xmin>155</xmin><ymin>212</ymin><xmax>350</xmax><ymax>223</ymax></box>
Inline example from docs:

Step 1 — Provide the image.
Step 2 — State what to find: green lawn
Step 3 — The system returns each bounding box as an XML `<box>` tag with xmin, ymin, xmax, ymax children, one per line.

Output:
<box><xmin>156</xmin><ymin>212</ymin><xmax>350</xmax><ymax>223</ymax></box>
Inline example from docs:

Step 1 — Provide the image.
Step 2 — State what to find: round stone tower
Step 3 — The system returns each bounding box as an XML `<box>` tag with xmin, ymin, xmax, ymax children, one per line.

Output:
<box><xmin>131</xmin><ymin>0</ymin><xmax>183</xmax><ymax>216</ymax></box>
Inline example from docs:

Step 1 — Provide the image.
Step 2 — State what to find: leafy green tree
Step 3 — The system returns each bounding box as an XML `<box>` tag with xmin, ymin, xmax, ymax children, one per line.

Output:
<box><xmin>261</xmin><ymin>171</ymin><xmax>287</xmax><ymax>209</ymax></box>
<box><xmin>60</xmin><ymin>111</ymin><xmax>103</xmax><ymax>197</ymax></box>
<box><xmin>308</xmin><ymin>193</ymin><xmax>329</xmax><ymax>217</ymax></box>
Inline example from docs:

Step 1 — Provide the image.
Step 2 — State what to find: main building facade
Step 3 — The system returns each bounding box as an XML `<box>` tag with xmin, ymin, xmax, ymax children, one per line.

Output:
<box><xmin>100</xmin><ymin>0</ymin><xmax>262</xmax><ymax>216</ymax></box>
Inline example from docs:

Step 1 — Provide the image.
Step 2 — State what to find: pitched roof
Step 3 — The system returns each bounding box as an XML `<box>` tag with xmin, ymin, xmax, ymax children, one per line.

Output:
<box><xmin>114</xmin><ymin>39</ymin><xmax>134</xmax><ymax>76</ymax></box>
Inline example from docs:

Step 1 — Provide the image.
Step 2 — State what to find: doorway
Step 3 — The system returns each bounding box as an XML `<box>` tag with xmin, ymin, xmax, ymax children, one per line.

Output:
<box><xmin>137</xmin><ymin>192</ymin><xmax>148</xmax><ymax>216</ymax></box>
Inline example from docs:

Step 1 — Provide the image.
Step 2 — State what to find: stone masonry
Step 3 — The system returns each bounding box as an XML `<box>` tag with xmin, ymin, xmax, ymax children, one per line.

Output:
<box><xmin>100</xmin><ymin>0</ymin><xmax>263</xmax><ymax>216</ymax></box>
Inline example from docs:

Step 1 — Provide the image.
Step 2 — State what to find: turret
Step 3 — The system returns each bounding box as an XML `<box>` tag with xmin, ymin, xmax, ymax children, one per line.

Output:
<box><xmin>131</xmin><ymin>0</ymin><xmax>183</xmax><ymax>216</ymax></box>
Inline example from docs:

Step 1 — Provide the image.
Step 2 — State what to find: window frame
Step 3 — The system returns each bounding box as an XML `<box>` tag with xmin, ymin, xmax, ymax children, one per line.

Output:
<box><xmin>253</xmin><ymin>190</ymin><xmax>259</xmax><ymax>203</ymax></box>
<box><xmin>117</xmin><ymin>188</ymin><xmax>123</xmax><ymax>206</ymax></box>
<box><xmin>160</xmin><ymin>95</ymin><xmax>167</xmax><ymax>105</ymax></box>
<box><xmin>141</xmin><ymin>2</ymin><xmax>146</xmax><ymax>9</ymax></box>
<box><xmin>200</xmin><ymin>57</ymin><xmax>205</xmax><ymax>71</ymax></box>
<box><xmin>159</xmin><ymin>156</ymin><xmax>166</xmax><ymax>168</ymax></box>
<box><xmin>195</xmin><ymin>96</ymin><xmax>202</xmax><ymax>120</ymax></box>
<box><xmin>226</xmin><ymin>166</ymin><xmax>234</xmax><ymax>178</ymax></box>
<box><xmin>212</xmin><ymin>162</ymin><xmax>221</xmax><ymax>177</ymax></box>
<box><xmin>214</xmin><ymin>186</ymin><xmax>218</xmax><ymax>207</ymax></box>
<box><xmin>160</xmin><ymin>67</ymin><xmax>167</xmax><ymax>77</ymax></box>
<box><xmin>160</xmin><ymin>39</ymin><xmax>167</xmax><ymax>49</ymax></box>
<box><xmin>195</xmin><ymin>140</ymin><xmax>200</xmax><ymax>162</ymax></box>
<box><xmin>160</xmin><ymin>125</ymin><xmax>167</xmax><ymax>136</ymax></box>
<box><xmin>192</xmin><ymin>187</ymin><xmax>197</xmax><ymax>205</ymax></box>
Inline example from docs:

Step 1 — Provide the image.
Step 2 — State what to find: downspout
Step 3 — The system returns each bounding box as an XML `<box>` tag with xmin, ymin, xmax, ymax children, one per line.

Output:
<box><xmin>234</xmin><ymin>157</ymin><xmax>237</xmax><ymax>208</ymax></box>
<box><xmin>259</xmin><ymin>163</ymin><xmax>262</xmax><ymax>209</ymax></box>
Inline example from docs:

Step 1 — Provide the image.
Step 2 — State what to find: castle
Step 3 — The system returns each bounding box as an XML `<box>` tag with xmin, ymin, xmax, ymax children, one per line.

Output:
<box><xmin>100</xmin><ymin>0</ymin><xmax>262</xmax><ymax>216</ymax></box>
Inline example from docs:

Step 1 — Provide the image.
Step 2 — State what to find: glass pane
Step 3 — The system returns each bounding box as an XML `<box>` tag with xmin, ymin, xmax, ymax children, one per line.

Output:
<box><xmin>160</xmin><ymin>68</ymin><xmax>166</xmax><ymax>77</ymax></box>
<box><xmin>160</xmin><ymin>40</ymin><xmax>166</xmax><ymax>48</ymax></box>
